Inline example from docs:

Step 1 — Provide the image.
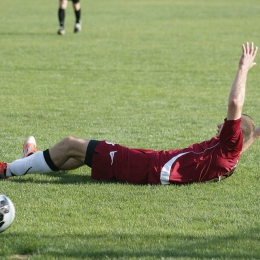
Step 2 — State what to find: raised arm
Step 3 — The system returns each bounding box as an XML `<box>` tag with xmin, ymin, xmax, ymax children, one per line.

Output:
<box><xmin>227</xmin><ymin>42</ymin><xmax>258</xmax><ymax>120</ymax></box>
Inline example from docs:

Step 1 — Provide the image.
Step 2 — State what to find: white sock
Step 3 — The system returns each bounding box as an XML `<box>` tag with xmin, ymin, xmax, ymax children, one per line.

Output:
<box><xmin>6</xmin><ymin>151</ymin><xmax>52</xmax><ymax>177</ymax></box>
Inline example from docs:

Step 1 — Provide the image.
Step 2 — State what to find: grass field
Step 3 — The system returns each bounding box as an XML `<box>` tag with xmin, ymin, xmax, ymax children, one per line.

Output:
<box><xmin>1</xmin><ymin>0</ymin><xmax>260</xmax><ymax>259</ymax></box>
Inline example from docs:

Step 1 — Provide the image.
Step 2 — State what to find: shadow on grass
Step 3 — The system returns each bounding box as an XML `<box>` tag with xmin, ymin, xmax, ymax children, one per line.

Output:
<box><xmin>8</xmin><ymin>172</ymin><xmax>207</xmax><ymax>187</ymax></box>
<box><xmin>2</xmin><ymin>228</ymin><xmax>260</xmax><ymax>259</ymax></box>
<box><xmin>9</xmin><ymin>171</ymin><xmax>119</xmax><ymax>185</ymax></box>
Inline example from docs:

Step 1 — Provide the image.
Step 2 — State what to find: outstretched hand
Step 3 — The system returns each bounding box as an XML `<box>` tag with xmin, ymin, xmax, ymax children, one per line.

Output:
<box><xmin>239</xmin><ymin>42</ymin><xmax>258</xmax><ymax>71</ymax></box>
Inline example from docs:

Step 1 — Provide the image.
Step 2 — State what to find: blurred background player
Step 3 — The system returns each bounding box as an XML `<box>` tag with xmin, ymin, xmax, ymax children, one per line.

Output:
<box><xmin>58</xmin><ymin>0</ymin><xmax>81</xmax><ymax>35</ymax></box>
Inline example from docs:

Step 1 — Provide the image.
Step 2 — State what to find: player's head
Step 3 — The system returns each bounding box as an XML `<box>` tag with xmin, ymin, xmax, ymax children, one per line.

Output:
<box><xmin>241</xmin><ymin>114</ymin><xmax>255</xmax><ymax>143</ymax></box>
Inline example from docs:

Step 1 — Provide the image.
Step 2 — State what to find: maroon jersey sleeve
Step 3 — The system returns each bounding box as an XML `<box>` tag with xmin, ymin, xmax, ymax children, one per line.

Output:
<box><xmin>219</xmin><ymin>118</ymin><xmax>243</xmax><ymax>159</ymax></box>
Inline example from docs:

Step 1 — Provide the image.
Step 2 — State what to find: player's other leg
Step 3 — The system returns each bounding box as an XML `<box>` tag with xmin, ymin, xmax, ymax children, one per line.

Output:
<box><xmin>58</xmin><ymin>0</ymin><xmax>68</xmax><ymax>35</ymax></box>
<box><xmin>3</xmin><ymin>136</ymin><xmax>91</xmax><ymax>178</ymax></box>
<box><xmin>22</xmin><ymin>136</ymin><xmax>39</xmax><ymax>158</ymax></box>
<box><xmin>48</xmin><ymin>136</ymin><xmax>90</xmax><ymax>169</ymax></box>
<box><xmin>23</xmin><ymin>135</ymin><xmax>85</xmax><ymax>171</ymax></box>
<box><xmin>72</xmin><ymin>0</ymin><xmax>81</xmax><ymax>33</ymax></box>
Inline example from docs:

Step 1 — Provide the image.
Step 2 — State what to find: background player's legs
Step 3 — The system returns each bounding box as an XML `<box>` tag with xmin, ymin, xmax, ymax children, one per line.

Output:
<box><xmin>72</xmin><ymin>0</ymin><xmax>81</xmax><ymax>33</ymax></box>
<box><xmin>58</xmin><ymin>0</ymin><xmax>68</xmax><ymax>35</ymax></box>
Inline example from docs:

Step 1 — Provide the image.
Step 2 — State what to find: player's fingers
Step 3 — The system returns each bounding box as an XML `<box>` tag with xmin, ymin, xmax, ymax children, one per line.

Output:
<box><xmin>253</xmin><ymin>46</ymin><xmax>258</xmax><ymax>57</ymax></box>
<box><xmin>242</xmin><ymin>43</ymin><xmax>246</xmax><ymax>54</ymax></box>
<box><xmin>250</xmin><ymin>42</ymin><xmax>254</xmax><ymax>54</ymax></box>
<box><xmin>246</xmin><ymin>42</ymin><xmax>249</xmax><ymax>54</ymax></box>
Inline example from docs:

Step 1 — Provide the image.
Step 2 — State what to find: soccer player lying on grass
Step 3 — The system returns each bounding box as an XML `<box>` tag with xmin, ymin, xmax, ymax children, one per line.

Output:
<box><xmin>0</xmin><ymin>42</ymin><xmax>259</xmax><ymax>184</ymax></box>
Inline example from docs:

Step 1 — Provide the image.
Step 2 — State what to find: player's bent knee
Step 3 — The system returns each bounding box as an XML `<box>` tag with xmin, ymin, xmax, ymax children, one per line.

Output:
<box><xmin>63</xmin><ymin>136</ymin><xmax>76</xmax><ymax>145</ymax></box>
<box><xmin>63</xmin><ymin>136</ymin><xmax>88</xmax><ymax>150</ymax></box>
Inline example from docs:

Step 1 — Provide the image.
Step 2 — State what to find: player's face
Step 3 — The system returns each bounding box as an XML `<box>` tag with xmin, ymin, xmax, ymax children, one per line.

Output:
<box><xmin>216</xmin><ymin>123</ymin><xmax>223</xmax><ymax>137</ymax></box>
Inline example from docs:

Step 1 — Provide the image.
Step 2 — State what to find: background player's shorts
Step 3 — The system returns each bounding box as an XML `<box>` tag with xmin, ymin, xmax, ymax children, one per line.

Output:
<box><xmin>69</xmin><ymin>0</ymin><xmax>80</xmax><ymax>3</ymax></box>
<box><xmin>91</xmin><ymin>141</ymin><xmax>157</xmax><ymax>184</ymax></box>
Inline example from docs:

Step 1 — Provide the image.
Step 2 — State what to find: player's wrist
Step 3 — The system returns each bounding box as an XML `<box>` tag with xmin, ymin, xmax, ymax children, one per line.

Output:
<box><xmin>238</xmin><ymin>66</ymin><xmax>249</xmax><ymax>72</ymax></box>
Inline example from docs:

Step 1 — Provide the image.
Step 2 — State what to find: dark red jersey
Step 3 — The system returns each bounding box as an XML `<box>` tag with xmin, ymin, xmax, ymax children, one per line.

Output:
<box><xmin>91</xmin><ymin>119</ymin><xmax>243</xmax><ymax>184</ymax></box>
<box><xmin>152</xmin><ymin>118</ymin><xmax>243</xmax><ymax>184</ymax></box>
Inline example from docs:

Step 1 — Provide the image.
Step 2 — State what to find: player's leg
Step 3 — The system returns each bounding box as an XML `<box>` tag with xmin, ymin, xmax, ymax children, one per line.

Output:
<box><xmin>58</xmin><ymin>0</ymin><xmax>68</xmax><ymax>35</ymax></box>
<box><xmin>50</xmin><ymin>138</ymin><xmax>98</xmax><ymax>170</ymax></box>
<box><xmin>48</xmin><ymin>136</ymin><xmax>89</xmax><ymax>169</ymax></box>
<box><xmin>60</xmin><ymin>158</ymin><xmax>84</xmax><ymax>170</ymax></box>
<box><xmin>72</xmin><ymin>0</ymin><xmax>81</xmax><ymax>33</ymax></box>
<box><xmin>5</xmin><ymin>151</ymin><xmax>52</xmax><ymax>178</ymax></box>
<box><xmin>3</xmin><ymin>137</ymin><xmax>91</xmax><ymax>178</ymax></box>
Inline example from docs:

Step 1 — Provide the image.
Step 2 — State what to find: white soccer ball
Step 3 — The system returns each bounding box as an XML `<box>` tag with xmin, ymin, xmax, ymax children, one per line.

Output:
<box><xmin>0</xmin><ymin>194</ymin><xmax>15</xmax><ymax>233</ymax></box>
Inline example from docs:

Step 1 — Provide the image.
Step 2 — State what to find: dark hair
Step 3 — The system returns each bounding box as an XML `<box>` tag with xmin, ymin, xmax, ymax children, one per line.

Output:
<box><xmin>241</xmin><ymin>114</ymin><xmax>255</xmax><ymax>143</ymax></box>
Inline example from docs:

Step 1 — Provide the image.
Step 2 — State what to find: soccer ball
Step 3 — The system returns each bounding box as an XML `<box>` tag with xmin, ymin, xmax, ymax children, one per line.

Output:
<box><xmin>0</xmin><ymin>194</ymin><xmax>15</xmax><ymax>233</ymax></box>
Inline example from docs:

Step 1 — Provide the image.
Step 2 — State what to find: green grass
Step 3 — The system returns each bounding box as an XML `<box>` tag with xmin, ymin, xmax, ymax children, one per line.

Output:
<box><xmin>1</xmin><ymin>0</ymin><xmax>260</xmax><ymax>259</ymax></box>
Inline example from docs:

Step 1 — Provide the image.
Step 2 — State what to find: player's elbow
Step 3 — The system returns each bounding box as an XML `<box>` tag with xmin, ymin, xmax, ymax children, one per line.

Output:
<box><xmin>228</xmin><ymin>98</ymin><xmax>243</xmax><ymax>111</ymax></box>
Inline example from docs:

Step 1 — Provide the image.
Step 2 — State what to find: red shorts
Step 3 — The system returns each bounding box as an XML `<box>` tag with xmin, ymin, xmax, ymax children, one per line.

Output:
<box><xmin>91</xmin><ymin>140</ymin><xmax>159</xmax><ymax>184</ymax></box>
